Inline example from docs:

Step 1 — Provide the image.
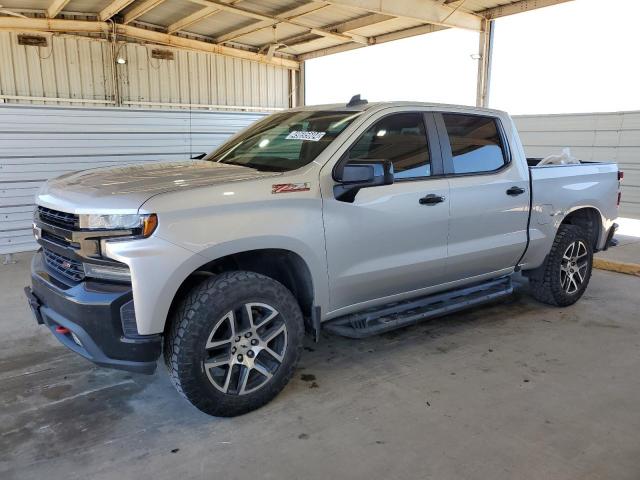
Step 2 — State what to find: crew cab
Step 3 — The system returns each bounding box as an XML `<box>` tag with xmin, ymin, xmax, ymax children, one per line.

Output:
<box><xmin>25</xmin><ymin>99</ymin><xmax>620</xmax><ymax>416</ymax></box>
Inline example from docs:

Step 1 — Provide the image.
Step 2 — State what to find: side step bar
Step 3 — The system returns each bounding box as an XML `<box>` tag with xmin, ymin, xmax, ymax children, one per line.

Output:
<box><xmin>324</xmin><ymin>277</ymin><xmax>513</xmax><ymax>339</ymax></box>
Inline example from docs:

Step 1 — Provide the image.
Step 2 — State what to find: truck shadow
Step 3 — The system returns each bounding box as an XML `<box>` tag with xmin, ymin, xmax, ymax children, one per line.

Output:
<box><xmin>293</xmin><ymin>283</ymin><xmax>548</xmax><ymax>390</ymax></box>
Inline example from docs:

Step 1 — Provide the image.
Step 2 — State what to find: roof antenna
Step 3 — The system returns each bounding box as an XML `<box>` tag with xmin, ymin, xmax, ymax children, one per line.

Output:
<box><xmin>347</xmin><ymin>94</ymin><xmax>367</xmax><ymax>107</ymax></box>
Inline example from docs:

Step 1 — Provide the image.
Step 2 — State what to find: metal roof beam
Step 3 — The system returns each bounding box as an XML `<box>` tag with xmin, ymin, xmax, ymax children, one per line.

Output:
<box><xmin>481</xmin><ymin>0</ymin><xmax>574</xmax><ymax>19</ymax></box>
<box><xmin>123</xmin><ymin>0</ymin><xmax>167</xmax><ymax>24</ymax></box>
<box><xmin>0</xmin><ymin>17</ymin><xmax>299</xmax><ymax>69</ymax></box>
<box><xmin>186</xmin><ymin>0</ymin><xmax>369</xmax><ymax>44</ymax></box>
<box><xmin>215</xmin><ymin>2</ymin><xmax>327</xmax><ymax>43</ymax></box>
<box><xmin>118</xmin><ymin>23</ymin><xmax>298</xmax><ymax>69</ymax></box>
<box><xmin>280</xmin><ymin>13</ymin><xmax>392</xmax><ymax>51</ymax></box>
<box><xmin>99</xmin><ymin>0</ymin><xmax>136</xmax><ymax>21</ymax></box>
<box><xmin>0</xmin><ymin>16</ymin><xmax>110</xmax><ymax>34</ymax></box>
<box><xmin>323</xmin><ymin>0</ymin><xmax>482</xmax><ymax>31</ymax></box>
<box><xmin>46</xmin><ymin>0</ymin><xmax>71</xmax><ymax>18</ymax></box>
<box><xmin>168</xmin><ymin>6</ymin><xmax>220</xmax><ymax>33</ymax></box>
<box><xmin>298</xmin><ymin>23</ymin><xmax>447</xmax><ymax>60</ymax></box>
<box><xmin>167</xmin><ymin>0</ymin><xmax>241</xmax><ymax>34</ymax></box>
<box><xmin>327</xmin><ymin>12</ymin><xmax>394</xmax><ymax>32</ymax></box>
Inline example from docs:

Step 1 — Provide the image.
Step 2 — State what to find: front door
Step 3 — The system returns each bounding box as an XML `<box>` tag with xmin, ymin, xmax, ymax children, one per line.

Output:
<box><xmin>322</xmin><ymin>111</ymin><xmax>450</xmax><ymax>315</ymax></box>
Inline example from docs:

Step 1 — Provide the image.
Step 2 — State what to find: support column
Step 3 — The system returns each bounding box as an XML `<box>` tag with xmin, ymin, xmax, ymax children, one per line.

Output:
<box><xmin>293</xmin><ymin>61</ymin><xmax>305</xmax><ymax>107</ymax></box>
<box><xmin>476</xmin><ymin>19</ymin><xmax>495</xmax><ymax>108</ymax></box>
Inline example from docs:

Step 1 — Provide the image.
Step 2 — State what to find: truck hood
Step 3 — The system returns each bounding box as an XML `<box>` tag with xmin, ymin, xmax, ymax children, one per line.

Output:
<box><xmin>37</xmin><ymin>160</ymin><xmax>279</xmax><ymax>213</ymax></box>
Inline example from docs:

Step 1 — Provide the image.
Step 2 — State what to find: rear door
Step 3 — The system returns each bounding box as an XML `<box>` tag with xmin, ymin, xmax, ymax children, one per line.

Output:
<box><xmin>322</xmin><ymin>110</ymin><xmax>450</xmax><ymax>315</ymax></box>
<box><xmin>435</xmin><ymin>112</ymin><xmax>529</xmax><ymax>282</ymax></box>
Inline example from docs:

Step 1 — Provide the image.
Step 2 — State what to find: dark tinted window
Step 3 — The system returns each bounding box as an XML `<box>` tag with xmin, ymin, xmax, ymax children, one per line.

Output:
<box><xmin>443</xmin><ymin>114</ymin><xmax>507</xmax><ymax>174</ymax></box>
<box><xmin>349</xmin><ymin>113</ymin><xmax>431</xmax><ymax>179</ymax></box>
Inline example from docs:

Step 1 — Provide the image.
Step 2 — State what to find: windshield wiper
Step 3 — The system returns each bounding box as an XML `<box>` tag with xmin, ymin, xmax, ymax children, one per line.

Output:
<box><xmin>219</xmin><ymin>160</ymin><xmax>289</xmax><ymax>172</ymax></box>
<box><xmin>247</xmin><ymin>165</ymin><xmax>289</xmax><ymax>172</ymax></box>
<box><xmin>218</xmin><ymin>160</ymin><xmax>256</xmax><ymax>169</ymax></box>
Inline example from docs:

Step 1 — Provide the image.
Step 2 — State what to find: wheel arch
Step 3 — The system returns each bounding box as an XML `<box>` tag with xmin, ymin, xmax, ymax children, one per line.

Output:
<box><xmin>560</xmin><ymin>206</ymin><xmax>603</xmax><ymax>251</ymax></box>
<box><xmin>165</xmin><ymin>248</ymin><xmax>316</xmax><ymax>336</ymax></box>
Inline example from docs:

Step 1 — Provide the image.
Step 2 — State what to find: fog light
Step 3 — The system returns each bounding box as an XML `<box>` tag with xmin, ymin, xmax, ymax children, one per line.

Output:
<box><xmin>83</xmin><ymin>262</ymin><xmax>131</xmax><ymax>282</ymax></box>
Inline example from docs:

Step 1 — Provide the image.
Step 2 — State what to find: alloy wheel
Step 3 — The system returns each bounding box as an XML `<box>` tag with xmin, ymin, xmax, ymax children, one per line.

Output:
<box><xmin>560</xmin><ymin>240</ymin><xmax>589</xmax><ymax>294</ymax></box>
<box><xmin>203</xmin><ymin>302</ymin><xmax>287</xmax><ymax>395</ymax></box>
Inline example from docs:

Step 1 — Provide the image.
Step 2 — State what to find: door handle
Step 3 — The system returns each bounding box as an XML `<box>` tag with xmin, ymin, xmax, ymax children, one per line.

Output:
<box><xmin>419</xmin><ymin>194</ymin><xmax>445</xmax><ymax>205</ymax></box>
<box><xmin>506</xmin><ymin>186</ymin><xmax>525</xmax><ymax>196</ymax></box>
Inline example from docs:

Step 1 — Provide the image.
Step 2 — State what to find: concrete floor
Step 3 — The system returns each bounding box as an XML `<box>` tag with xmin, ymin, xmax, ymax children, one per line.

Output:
<box><xmin>2</xmin><ymin>252</ymin><xmax>640</xmax><ymax>480</ymax></box>
<box><xmin>596</xmin><ymin>233</ymin><xmax>640</xmax><ymax>265</ymax></box>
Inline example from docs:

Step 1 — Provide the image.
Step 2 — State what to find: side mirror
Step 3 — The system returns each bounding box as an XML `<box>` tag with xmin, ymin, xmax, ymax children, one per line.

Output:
<box><xmin>333</xmin><ymin>159</ymin><xmax>394</xmax><ymax>202</ymax></box>
<box><xmin>191</xmin><ymin>153</ymin><xmax>207</xmax><ymax>160</ymax></box>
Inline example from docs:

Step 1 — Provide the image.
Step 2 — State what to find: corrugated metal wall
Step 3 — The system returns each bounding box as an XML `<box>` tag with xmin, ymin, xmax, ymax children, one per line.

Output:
<box><xmin>514</xmin><ymin>111</ymin><xmax>640</xmax><ymax>219</ymax></box>
<box><xmin>0</xmin><ymin>104</ymin><xmax>266</xmax><ymax>255</ymax></box>
<box><xmin>0</xmin><ymin>32</ymin><xmax>290</xmax><ymax>110</ymax></box>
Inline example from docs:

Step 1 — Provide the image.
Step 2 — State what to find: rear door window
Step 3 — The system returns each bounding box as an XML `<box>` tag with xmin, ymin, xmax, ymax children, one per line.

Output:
<box><xmin>348</xmin><ymin>113</ymin><xmax>431</xmax><ymax>179</ymax></box>
<box><xmin>442</xmin><ymin>114</ymin><xmax>507</xmax><ymax>174</ymax></box>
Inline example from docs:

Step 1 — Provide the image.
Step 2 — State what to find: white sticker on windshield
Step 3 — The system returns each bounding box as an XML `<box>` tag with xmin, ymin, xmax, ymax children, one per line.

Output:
<box><xmin>285</xmin><ymin>131</ymin><xmax>326</xmax><ymax>142</ymax></box>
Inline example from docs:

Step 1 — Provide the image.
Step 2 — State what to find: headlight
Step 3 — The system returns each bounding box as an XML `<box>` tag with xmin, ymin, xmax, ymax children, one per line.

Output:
<box><xmin>80</xmin><ymin>213</ymin><xmax>140</xmax><ymax>230</ymax></box>
<box><xmin>79</xmin><ymin>213</ymin><xmax>158</xmax><ymax>237</ymax></box>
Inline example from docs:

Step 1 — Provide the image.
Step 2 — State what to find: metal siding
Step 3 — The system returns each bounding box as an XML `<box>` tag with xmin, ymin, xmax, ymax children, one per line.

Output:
<box><xmin>0</xmin><ymin>32</ymin><xmax>290</xmax><ymax>110</ymax></box>
<box><xmin>115</xmin><ymin>41</ymin><xmax>291</xmax><ymax>110</ymax></box>
<box><xmin>0</xmin><ymin>32</ymin><xmax>115</xmax><ymax>106</ymax></box>
<box><xmin>514</xmin><ymin>111</ymin><xmax>640</xmax><ymax>219</ymax></box>
<box><xmin>0</xmin><ymin>104</ymin><xmax>266</xmax><ymax>254</ymax></box>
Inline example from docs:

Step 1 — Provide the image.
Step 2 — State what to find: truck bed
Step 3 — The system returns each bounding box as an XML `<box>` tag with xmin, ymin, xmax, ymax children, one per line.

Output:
<box><xmin>520</xmin><ymin>159</ymin><xmax>619</xmax><ymax>270</ymax></box>
<box><xmin>526</xmin><ymin>158</ymin><xmax>609</xmax><ymax>168</ymax></box>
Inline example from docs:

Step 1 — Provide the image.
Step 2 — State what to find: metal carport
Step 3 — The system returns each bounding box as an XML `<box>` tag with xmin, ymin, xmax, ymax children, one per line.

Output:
<box><xmin>0</xmin><ymin>0</ymin><xmax>573</xmax><ymax>258</ymax></box>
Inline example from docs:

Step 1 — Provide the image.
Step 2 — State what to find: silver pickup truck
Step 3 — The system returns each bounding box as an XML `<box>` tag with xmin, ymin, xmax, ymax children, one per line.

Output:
<box><xmin>25</xmin><ymin>99</ymin><xmax>621</xmax><ymax>417</ymax></box>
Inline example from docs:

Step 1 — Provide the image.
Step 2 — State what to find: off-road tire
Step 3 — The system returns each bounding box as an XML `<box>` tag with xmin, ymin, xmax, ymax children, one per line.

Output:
<box><xmin>528</xmin><ymin>224</ymin><xmax>593</xmax><ymax>307</ymax></box>
<box><xmin>164</xmin><ymin>271</ymin><xmax>304</xmax><ymax>417</ymax></box>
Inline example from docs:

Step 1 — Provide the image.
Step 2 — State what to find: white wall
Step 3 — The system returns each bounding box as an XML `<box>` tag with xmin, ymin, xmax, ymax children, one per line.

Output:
<box><xmin>514</xmin><ymin>111</ymin><xmax>640</xmax><ymax>219</ymax></box>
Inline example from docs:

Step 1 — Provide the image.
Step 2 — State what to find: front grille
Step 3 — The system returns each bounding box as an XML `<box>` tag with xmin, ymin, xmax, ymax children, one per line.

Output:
<box><xmin>41</xmin><ymin>230</ymin><xmax>75</xmax><ymax>248</ymax></box>
<box><xmin>38</xmin><ymin>206</ymin><xmax>78</xmax><ymax>230</ymax></box>
<box><xmin>43</xmin><ymin>248</ymin><xmax>85</xmax><ymax>282</ymax></box>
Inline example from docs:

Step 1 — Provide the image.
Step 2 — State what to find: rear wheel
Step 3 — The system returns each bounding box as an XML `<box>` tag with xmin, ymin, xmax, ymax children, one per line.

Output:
<box><xmin>164</xmin><ymin>271</ymin><xmax>304</xmax><ymax>417</ymax></box>
<box><xmin>528</xmin><ymin>224</ymin><xmax>593</xmax><ymax>307</ymax></box>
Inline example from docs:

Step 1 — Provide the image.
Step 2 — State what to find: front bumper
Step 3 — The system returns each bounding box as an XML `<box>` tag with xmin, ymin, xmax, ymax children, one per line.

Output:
<box><xmin>26</xmin><ymin>252</ymin><xmax>161</xmax><ymax>374</ymax></box>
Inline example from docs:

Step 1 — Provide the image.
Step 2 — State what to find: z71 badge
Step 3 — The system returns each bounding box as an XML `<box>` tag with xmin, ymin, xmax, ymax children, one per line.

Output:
<box><xmin>272</xmin><ymin>183</ymin><xmax>311</xmax><ymax>194</ymax></box>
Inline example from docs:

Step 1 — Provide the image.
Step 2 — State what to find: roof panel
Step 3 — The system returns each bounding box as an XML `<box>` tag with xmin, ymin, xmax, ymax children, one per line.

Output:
<box><xmin>0</xmin><ymin>0</ymin><xmax>572</xmax><ymax>17</ymax></box>
<box><xmin>0</xmin><ymin>0</ymin><xmax>574</xmax><ymax>61</ymax></box>
<box><xmin>66</xmin><ymin>0</ymin><xmax>112</xmax><ymax>14</ymax></box>
<box><xmin>136</xmin><ymin>0</ymin><xmax>203</xmax><ymax>26</ymax></box>
<box><xmin>0</xmin><ymin>0</ymin><xmax>107</xmax><ymax>12</ymax></box>
<box><xmin>242</xmin><ymin>23</ymin><xmax>309</xmax><ymax>47</ymax></box>
<box><xmin>281</xmin><ymin>35</ymin><xmax>346</xmax><ymax>55</ymax></box>
<box><xmin>292</xmin><ymin>4</ymin><xmax>367</xmax><ymax>28</ymax></box>
<box><xmin>352</xmin><ymin>17</ymin><xmax>424</xmax><ymax>37</ymax></box>
<box><xmin>183</xmin><ymin>10</ymin><xmax>255</xmax><ymax>37</ymax></box>
<box><xmin>236</xmin><ymin>0</ymin><xmax>310</xmax><ymax>15</ymax></box>
<box><xmin>1</xmin><ymin>0</ymin><xmax>51</xmax><ymax>10</ymax></box>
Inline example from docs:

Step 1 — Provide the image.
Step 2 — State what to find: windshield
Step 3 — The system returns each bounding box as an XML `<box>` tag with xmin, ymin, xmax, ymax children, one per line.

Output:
<box><xmin>207</xmin><ymin>110</ymin><xmax>362</xmax><ymax>172</ymax></box>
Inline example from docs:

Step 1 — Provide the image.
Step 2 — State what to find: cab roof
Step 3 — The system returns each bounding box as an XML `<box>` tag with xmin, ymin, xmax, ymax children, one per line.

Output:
<box><xmin>290</xmin><ymin>100</ymin><xmax>508</xmax><ymax>117</ymax></box>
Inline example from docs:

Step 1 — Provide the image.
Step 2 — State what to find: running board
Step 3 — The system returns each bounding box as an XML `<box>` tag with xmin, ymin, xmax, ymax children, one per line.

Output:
<box><xmin>324</xmin><ymin>277</ymin><xmax>513</xmax><ymax>339</ymax></box>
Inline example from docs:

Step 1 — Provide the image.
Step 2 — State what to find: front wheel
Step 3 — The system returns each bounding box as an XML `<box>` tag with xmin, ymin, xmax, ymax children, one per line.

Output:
<box><xmin>164</xmin><ymin>271</ymin><xmax>304</xmax><ymax>417</ymax></box>
<box><xmin>528</xmin><ymin>224</ymin><xmax>593</xmax><ymax>307</ymax></box>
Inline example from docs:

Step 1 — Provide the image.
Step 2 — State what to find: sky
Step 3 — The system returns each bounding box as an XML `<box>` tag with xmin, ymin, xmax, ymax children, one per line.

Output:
<box><xmin>305</xmin><ymin>0</ymin><xmax>640</xmax><ymax>115</ymax></box>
